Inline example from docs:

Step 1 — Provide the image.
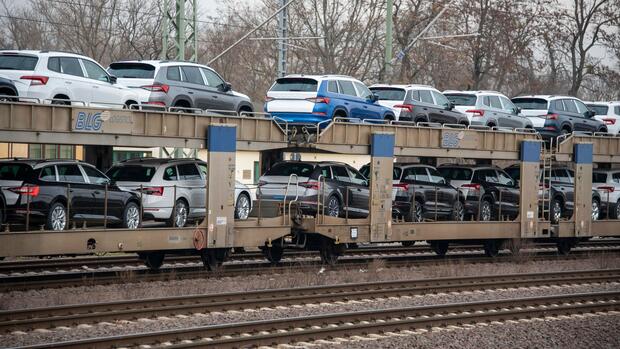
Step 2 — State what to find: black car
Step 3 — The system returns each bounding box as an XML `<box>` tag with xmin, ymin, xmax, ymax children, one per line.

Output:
<box><xmin>0</xmin><ymin>75</ymin><xmax>18</xmax><ymax>101</ymax></box>
<box><xmin>0</xmin><ymin>159</ymin><xmax>141</xmax><ymax>230</ymax></box>
<box><xmin>369</xmin><ymin>85</ymin><xmax>469</xmax><ymax>125</ymax></box>
<box><xmin>438</xmin><ymin>165</ymin><xmax>520</xmax><ymax>221</ymax></box>
<box><xmin>511</xmin><ymin>96</ymin><xmax>607</xmax><ymax>140</ymax></box>
<box><xmin>360</xmin><ymin>163</ymin><xmax>465</xmax><ymax>222</ymax></box>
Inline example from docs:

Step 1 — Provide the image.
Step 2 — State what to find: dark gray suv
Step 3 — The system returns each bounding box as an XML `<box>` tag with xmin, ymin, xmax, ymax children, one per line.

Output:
<box><xmin>108</xmin><ymin>60</ymin><xmax>254</xmax><ymax>114</ymax></box>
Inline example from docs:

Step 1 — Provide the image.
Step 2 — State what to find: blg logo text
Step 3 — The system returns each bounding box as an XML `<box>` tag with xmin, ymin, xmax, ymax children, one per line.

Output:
<box><xmin>74</xmin><ymin>112</ymin><xmax>102</xmax><ymax>131</ymax></box>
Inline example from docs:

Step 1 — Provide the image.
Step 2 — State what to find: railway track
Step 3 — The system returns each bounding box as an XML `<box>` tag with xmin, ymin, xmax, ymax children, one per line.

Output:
<box><xmin>2</xmin><ymin>268</ymin><xmax>618</xmax><ymax>334</ymax></box>
<box><xmin>2</xmin><ymin>248</ymin><xmax>619</xmax><ymax>292</ymax></box>
<box><xmin>2</xmin><ymin>239</ymin><xmax>619</xmax><ymax>275</ymax></box>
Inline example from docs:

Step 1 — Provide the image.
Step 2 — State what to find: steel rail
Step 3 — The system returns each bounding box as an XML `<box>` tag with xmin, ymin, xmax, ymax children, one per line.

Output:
<box><xmin>15</xmin><ymin>291</ymin><xmax>620</xmax><ymax>349</ymax></box>
<box><xmin>1</xmin><ymin>269</ymin><xmax>619</xmax><ymax>333</ymax></box>
<box><xmin>1</xmin><ymin>249</ymin><xmax>619</xmax><ymax>293</ymax></box>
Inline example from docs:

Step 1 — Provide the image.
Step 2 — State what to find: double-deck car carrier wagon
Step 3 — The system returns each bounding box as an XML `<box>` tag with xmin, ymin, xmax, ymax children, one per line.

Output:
<box><xmin>0</xmin><ymin>101</ymin><xmax>618</xmax><ymax>269</ymax></box>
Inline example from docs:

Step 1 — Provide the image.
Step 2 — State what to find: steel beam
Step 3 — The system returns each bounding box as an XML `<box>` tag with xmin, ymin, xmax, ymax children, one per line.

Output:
<box><xmin>573</xmin><ymin>143</ymin><xmax>593</xmax><ymax>237</ymax></box>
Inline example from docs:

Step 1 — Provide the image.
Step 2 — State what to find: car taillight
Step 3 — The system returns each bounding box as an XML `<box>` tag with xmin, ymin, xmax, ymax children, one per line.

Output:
<box><xmin>546</xmin><ymin>113</ymin><xmax>559</xmax><ymax>120</ymax></box>
<box><xmin>602</xmin><ymin>118</ymin><xmax>616</xmax><ymax>125</ymax></box>
<box><xmin>264</xmin><ymin>96</ymin><xmax>275</xmax><ymax>102</ymax></box>
<box><xmin>300</xmin><ymin>181</ymin><xmax>320</xmax><ymax>190</ymax></box>
<box><xmin>466</xmin><ymin>109</ymin><xmax>484</xmax><ymax>117</ymax></box>
<box><xmin>143</xmin><ymin>101</ymin><xmax>166</xmax><ymax>106</ymax></box>
<box><xmin>141</xmin><ymin>84</ymin><xmax>169</xmax><ymax>93</ymax></box>
<box><xmin>20</xmin><ymin>75</ymin><xmax>48</xmax><ymax>85</ymax></box>
<box><xmin>394</xmin><ymin>104</ymin><xmax>414</xmax><ymax>112</ymax></box>
<box><xmin>9</xmin><ymin>185</ymin><xmax>40</xmax><ymax>197</ymax></box>
<box><xmin>597</xmin><ymin>186</ymin><xmax>615</xmax><ymax>193</ymax></box>
<box><xmin>258</xmin><ymin>180</ymin><xmax>267</xmax><ymax>187</ymax></box>
<box><xmin>539</xmin><ymin>183</ymin><xmax>550</xmax><ymax>189</ymax></box>
<box><xmin>393</xmin><ymin>183</ymin><xmax>409</xmax><ymax>191</ymax></box>
<box><xmin>140</xmin><ymin>186</ymin><xmax>164</xmax><ymax>196</ymax></box>
<box><xmin>461</xmin><ymin>183</ymin><xmax>481</xmax><ymax>190</ymax></box>
<box><xmin>306</xmin><ymin>97</ymin><xmax>330</xmax><ymax>104</ymax></box>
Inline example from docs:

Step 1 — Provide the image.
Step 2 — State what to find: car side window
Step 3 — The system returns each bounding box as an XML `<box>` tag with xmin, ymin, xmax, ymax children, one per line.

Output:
<box><xmin>181</xmin><ymin>66</ymin><xmax>204</xmax><ymax>85</ymax></box>
<box><xmin>81</xmin><ymin>59</ymin><xmax>109</xmax><ymax>82</ymax></box>
<box><xmin>56</xmin><ymin>164</ymin><xmax>85</xmax><ymax>183</ymax></box>
<box><xmin>613</xmin><ymin>173</ymin><xmax>620</xmax><ymax>183</ymax></box>
<box><xmin>167</xmin><ymin>66</ymin><xmax>182</xmax><ymax>81</ymax></box>
<box><xmin>499</xmin><ymin>96</ymin><xmax>516</xmax><ymax>113</ymax></box>
<box><xmin>47</xmin><ymin>57</ymin><xmax>60</xmax><ymax>72</ymax></box>
<box><xmin>564</xmin><ymin>99</ymin><xmax>578</xmax><ymax>113</ymax></box>
<box><xmin>489</xmin><ymin>96</ymin><xmax>502</xmax><ymax>109</ymax></box>
<box><xmin>201</xmin><ymin>68</ymin><xmax>225</xmax><ymax>88</ymax></box>
<box><xmin>497</xmin><ymin>170</ymin><xmax>514</xmax><ymax>186</ymax></box>
<box><xmin>197</xmin><ymin>164</ymin><xmax>207</xmax><ymax>178</ymax></box>
<box><xmin>327</xmin><ymin>80</ymin><xmax>339</xmax><ymax>93</ymax></box>
<box><xmin>39</xmin><ymin>166</ymin><xmax>56</xmax><ymax>181</ymax></box>
<box><xmin>478</xmin><ymin>169</ymin><xmax>498</xmax><ymax>183</ymax></box>
<box><xmin>427</xmin><ymin>167</ymin><xmax>445</xmax><ymax>184</ymax></box>
<box><xmin>331</xmin><ymin>166</ymin><xmax>351</xmax><ymax>183</ymax></box>
<box><xmin>402</xmin><ymin>167</ymin><xmax>429</xmax><ymax>182</ymax></box>
<box><xmin>59</xmin><ymin>57</ymin><xmax>84</xmax><ymax>77</ymax></box>
<box><xmin>82</xmin><ymin>165</ymin><xmax>109</xmax><ymax>185</ymax></box>
<box><xmin>615</xmin><ymin>106</ymin><xmax>620</xmax><ymax>115</ymax></box>
<box><xmin>316</xmin><ymin>166</ymin><xmax>332</xmax><ymax>179</ymax></box>
<box><xmin>163</xmin><ymin>166</ymin><xmax>178</xmax><ymax>181</ymax></box>
<box><xmin>481</xmin><ymin>96</ymin><xmax>490</xmax><ymax>107</ymax></box>
<box><xmin>353</xmin><ymin>81</ymin><xmax>372</xmax><ymax>99</ymax></box>
<box><xmin>337</xmin><ymin>80</ymin><xmax>358</xmax><ymax>97</ymax></box>
<box><xmin>419</xmin><ymin>90</ymin><xmax>434</xmax><ymax>104</ymax></box>
<box><xmin>431</xmin><ymin>91</ymin><xmax>450</xmax><ymax>108</ymax></box>
<box><xmin>347</xmin><ymin>167</ymin><xmax>367</xmax><ymax>185</ymax></box>
<box><xmin>574</xmin><ymin>100</ymin><xmax>588</xmax><ymax>114</ymax></box>
<box><xmin>410</xmin><ymin>90</ymin><xmax>420</xmax><ymax>101</ymax></box>
<box><xmin>178</xmin><ymin>163</ymin><xmax>201</xmax><ymax>180</ymax></box>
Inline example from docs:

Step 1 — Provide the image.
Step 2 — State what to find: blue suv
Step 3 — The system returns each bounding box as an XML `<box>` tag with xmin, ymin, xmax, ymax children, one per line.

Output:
<box><xmin>264</xmin><ymin>75</ymin><xmax>395</xmax><ymax>125</ymax></box>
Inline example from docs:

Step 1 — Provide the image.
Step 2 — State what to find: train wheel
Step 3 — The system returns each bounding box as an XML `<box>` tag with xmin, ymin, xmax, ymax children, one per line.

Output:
<box><xmin>319</xmin><ymin>239</ymin><xmax>343</xmax><ymax>265</ymax></box>
<box><xmin>484</xmin><ymin>240</ymin><xmax>500</xmax><ymax>257</ymax></box>
<box><xmin>262</xmin><ymin>245</ymin><xmax>284</xmax><ymax>264</ymax></box>
<box><xmin>402</xmin><ymin>241</ymin><xmax>415</xmax><ymax>247</ymax></box>
<box><xmin>143</xmin><ymin>252</ymin><xmax>165</xmax><ymax>271</ymax></box>
<box><xmin>557</xmin><ymin>238</ymin><xmax>572</xmax><ymax>255</ymax></box>
<box><xmin>430</xmin><ymin>241</ymin><xmax>449</xmax><ymax>256</ymax></box>
<box><xmin>200</xmin><ymin>249</ymin><xmax>229</xmax><ymax>271</ymax></box>
<box><xmin>505</xmin><ymin>238</ymin><xmax>522</xmax><ymax>255</ymax></box>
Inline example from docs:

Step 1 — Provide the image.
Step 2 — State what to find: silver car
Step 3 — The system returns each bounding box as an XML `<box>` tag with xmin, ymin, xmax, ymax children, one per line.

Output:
<box><xmin>107</xmin><ymin>158</ymin><xmax>254</xmax><ymax>227</ymax></box>
<box><xmin>593</xmin><ymin>170</ymin><xmax>620</xmax><ymax>219</ymax></box>
<box><xmin>444</xmin><ymin>90</ymin><xmax>533</xmax><ymax>129</ymax></box>
<box><xmin>257</xmin><ymin>161</ymin><xmax>369</xmax><ymax>218</ymax></box>
<box><xmin>107</xmin><ymin>60</ymin><xmax>254</xmax><ymax>114</ymax></box>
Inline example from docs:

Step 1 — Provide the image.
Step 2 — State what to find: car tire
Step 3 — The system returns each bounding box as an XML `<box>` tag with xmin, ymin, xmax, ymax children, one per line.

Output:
<box><xmin>611</xmin><ymin>200</ymin><xmax>620</xmax><ymax>219</ymax></box>
<box><xmin>235</xmin><ymin>193</ymin><xmax>251</xmax><ymax>220</ymax></box>
<box><xmin>168</xmin><ymin>199</ymin><xmax>189</xmax><ymax>227</ymax></box>
<box><xmin>550</xmin><ymin>198</ymin><xmax>562</xmax><ymax>224</ymax></box>
<box><xmin>384</xmin><ymin>114</ymin><xmax>395</xmax><ymax>121</ymax></box>
<box><xmin>46</xmin><ymin>202</ymin><xmax>67</xmax><ymax>231</ymax></box>
<box><xmin>405</xmin><ymin>200</ymin><xmax>423</xmax><ymax>222</ymax></box>
<box><xmin>430</xmin><ymin>241</ymin><xmax>449</xmax><ymax>256</ymax></box>
<box><xmin>326</xmin><ymin>195</ymin><xmax>341</xmax><ymax>217</ymax></box>
<box><xmin>592</xmin><ymin>198</ymin><xmax>600</xmax><ymax>221</ymax></box>
<box><xmin>479</xmin><ymin>199</ymin><xmax>493</xmax><ymax>221</ymax></box>
<box><xmin>451</xmin><ymin>201</ymin><xmax>465</xmax><ymax>221</ymax></box>
<box><xmin>122</xmin><ymin>202</ymin><xmax>140</xmax><ymax>229</ymax></box>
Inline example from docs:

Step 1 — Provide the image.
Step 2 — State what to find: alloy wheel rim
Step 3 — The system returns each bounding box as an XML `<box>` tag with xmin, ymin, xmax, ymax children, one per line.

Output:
<box><xmin>415</xmin><ymin>204</ymin><xmax>423</xmax><ymax>222</ymax></box>
<box><xmin>51</xmin><ymin>206</ymin><xmax>66</xmax><ymax>230</ymax></box>
<box><xmin>553</xmin><ymin>201</ymin><xmax>561</xmax><ymax>223</ymax></box>
<box><xmin>328</xmin><ymin>197</ymin><xmax>339</xmax><ymax>217</ymax></box>
<box><xmin>592</xmin><ymin>201</ymin><xmax>599</xmax><ymax>221</ymax></box>
<box><xmin>126</xmin><ymin>206</ymin><xmax>140</xmax><ymax>229</ymax></box>
<box><xmin>237</xmin><ymin>196</ymin><xmax>250</xmax><ymax>220</ymax></box>
<box><xmin>455</xmin><ymin>204</ymin><xmax>465</xmax><ymax>221</ymax></box>
<box><xmin>175</xmin><ymin>203</ymin><xmax>188</xmax><ymax>227</ymax></box>
<box><xmin>481</xmin><ymin>202</ymin><xmax>491</xmax><ymax>221</ymax></box>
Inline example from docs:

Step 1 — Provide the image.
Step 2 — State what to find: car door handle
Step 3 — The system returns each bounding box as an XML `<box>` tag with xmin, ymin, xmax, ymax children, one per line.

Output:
<box><xmin>93</xmin><ymin>190</ymin><xmax>101</xmax><ymax>195</ymax></box>
<box><xmin>65</xmin><ymin>81</ymin><xmax>72</xmax><ymax>84</ymax></box>
<box><xmin>212</xmin><ymin>95</ymin><xmax>218</xmax><ymax>98</ymax></box>
<box><xmin>188</xmin><ymin>91</ymin><xmax>194</xmax><ymax>94</ymax></box>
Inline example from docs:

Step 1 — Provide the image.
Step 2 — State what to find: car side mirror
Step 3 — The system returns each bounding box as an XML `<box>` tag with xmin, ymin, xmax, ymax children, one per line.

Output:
<box><xmin>109</xmin><ymin>75</ymin><xmax>117</xmax><ymax>84</ymax></box>
<box><xmin>585</xmin><ymin>110</ymin><xmax>595</xmax><ymax>118</ymax></box>
<box><xmin>369</xmin><ymin>93</ymin><xmax>379</xmax><ymax>102</ymax></box>
<box><xmin>221</xmin><ymin>82</ymin><xmax>232</xmax><ymax>92</ymax></box>
<box><xmin>447</xmin><ymin>102</ymin><xmax>455</xmax><ymax>110</ymax></box>
<box><xmin>515</xmin><ymin>107</ymin><xmax>522</xmax><ymax>114</ymax></box>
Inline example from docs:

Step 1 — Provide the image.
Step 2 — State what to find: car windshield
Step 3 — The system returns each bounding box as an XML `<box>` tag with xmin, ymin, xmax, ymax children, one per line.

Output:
<box><xmin>0</xmin><ymin>163</ymin><xmax>31</xmax><ymax>180</ymax></box>
<box><xmin>265</xmin><ymin>162</ymin><xmax>315</xmax><ymax>177</ymax></box>
<box><xmin>587</xmin><ymin>105</ymin><xmax>608</xmax><ymax>116</ymax></box>
<box><xmin>369</xmin><ymin>88</ymin><xmax>406</xmax><ymax>101</ymax></box>
<box><xmin>270</xmin><ymin>78</ymin><xmax>318</xmax><ymax>92</ymax></box>
<box><xmin>0</xmin><ymin>54</ymin><xmax>38</xmax><ymax>70</ymax></box>
<box><xmin>438</xmin><ymin>167</ymin><xmax>473</xmax><ymax>180</ymax></box>
<box><xmin>592</xmin><ymin>172</ymin><xmax>608</xmax><ymax>183</ymax></box>
<box><xmin>505</xmin><ymin>167</ymin><xmax>520</xmax><ymax>181</ymax></box>
<box><xmin>107</xmin><ymin>165</ymin><xmax>157</xmax><ymax>182</ymax></box>
<box><xmin>512</xmin><ymin>98</ymin><xmax>548</xmax><ymax>110</ymax></box>
<box><xmin>445</xmin><ymin>94</ymin><xmax>476</xmax><ymax>106</ymax></box>
<box><xmin>108</xmin><ymin>63</ymin><xmax>155</xmax><ymax>78</ymax></box>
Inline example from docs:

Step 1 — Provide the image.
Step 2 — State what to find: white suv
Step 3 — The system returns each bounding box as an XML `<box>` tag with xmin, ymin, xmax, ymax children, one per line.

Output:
<box><xmin>444</xmin><ymin>90</ymin><xmax>533</xmax><ymax>129</ymax></box>
<box><xmin>592</xmin><ymin>170</ymin><xmax>620</xmax><ymax>219</ymax></box>
<box><xmin>585</xmin><ymin>101</ymin><xmax>620</xmax><ymax>135</ymax></box>
<box><xmin>0</xmin><ymin>50</ymin><xmax>138</xmax><ymax>107</ymax></box>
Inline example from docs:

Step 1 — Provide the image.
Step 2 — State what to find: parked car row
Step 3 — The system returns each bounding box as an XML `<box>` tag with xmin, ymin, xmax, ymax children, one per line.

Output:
<box><xmin>1</xmin><ymin>50</ymin><xmax>617</xmax><ymax>138</ymax></box>
<box><xmin>0</xmin><ymin>158</ymin><xmax>255</xmax><ymax>231</ymax></box>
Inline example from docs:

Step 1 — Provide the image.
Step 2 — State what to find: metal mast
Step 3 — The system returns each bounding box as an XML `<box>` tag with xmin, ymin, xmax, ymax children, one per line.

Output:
<box><xmin>162</xmin><ymin>0</ymin><xmax>198</xmax><ymax>62</ymax></box>
<box><xmin>277</xmin><ymin>0</ymin><xmax>288</xmax><ymax>77</ymax></box>
<box><xmin>384</xmin><ymin>0</ymin><xmax>393</xmax><ymax>81</ymax></box>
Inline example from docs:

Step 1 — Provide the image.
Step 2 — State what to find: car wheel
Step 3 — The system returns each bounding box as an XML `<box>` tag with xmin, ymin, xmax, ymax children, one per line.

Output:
<box><xmin>550</xmin><ymin>198</ymin><xmax>562</xmax><ymax>224</ymax></box>
<box><xmin>591</xmin><ymin>198</ymin><xmax>600</xmax><ymax>221</ymax></box>
<box><xmin>326</xmin><ymin>195</ymin><xmax>341</xmax><ymax>217</ymax></box>
<box><xmin>484</xmin><ymin>240</ymin><xmax>500</xmax><ymax>257</ymax></box>
<box><xmin>168</xmin><ymin>200</ymin><xmax>188</xmax><ymax>227</ymax></box>
<box><xmin>123</xmin><ymin>202</ymin><xmax>140</xmax><ymax>229</ymax></box>
<box><xmin>235</xmin><ymin>193</ymin><xmax>251</xmax><ymax>220</ymax></box>
<box><xmin>451</xmin><ymin>201</ymin><xmax>465</xmax><ymax>221</ymax></box>
<box><xmin>612</xmin><ymin>200</ymin><xmax>620</xmax><ymax>219</ymax></box>
<box><xmin>561</xmin><ymin>128</ymin><xmax>570</xmax><ymax>135</ymax></box>
<box><xmin>479</xmin><ymin>199</ymin><xmax>492</xmax><ymax>221</ymax></box>
<box><xmin>430</xmin><ymin>241</ymin><xmax>449</xmax><ymax>256</ymax></box>
<box><xmin>46</xmin><ymin>202</ymin><xmax>67</xmax><ymax>231</ymax></box>
<box><xmin>142</xmin><ymin>252</ymin><xmax>165</xmax><ymax>271</ymax></box>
